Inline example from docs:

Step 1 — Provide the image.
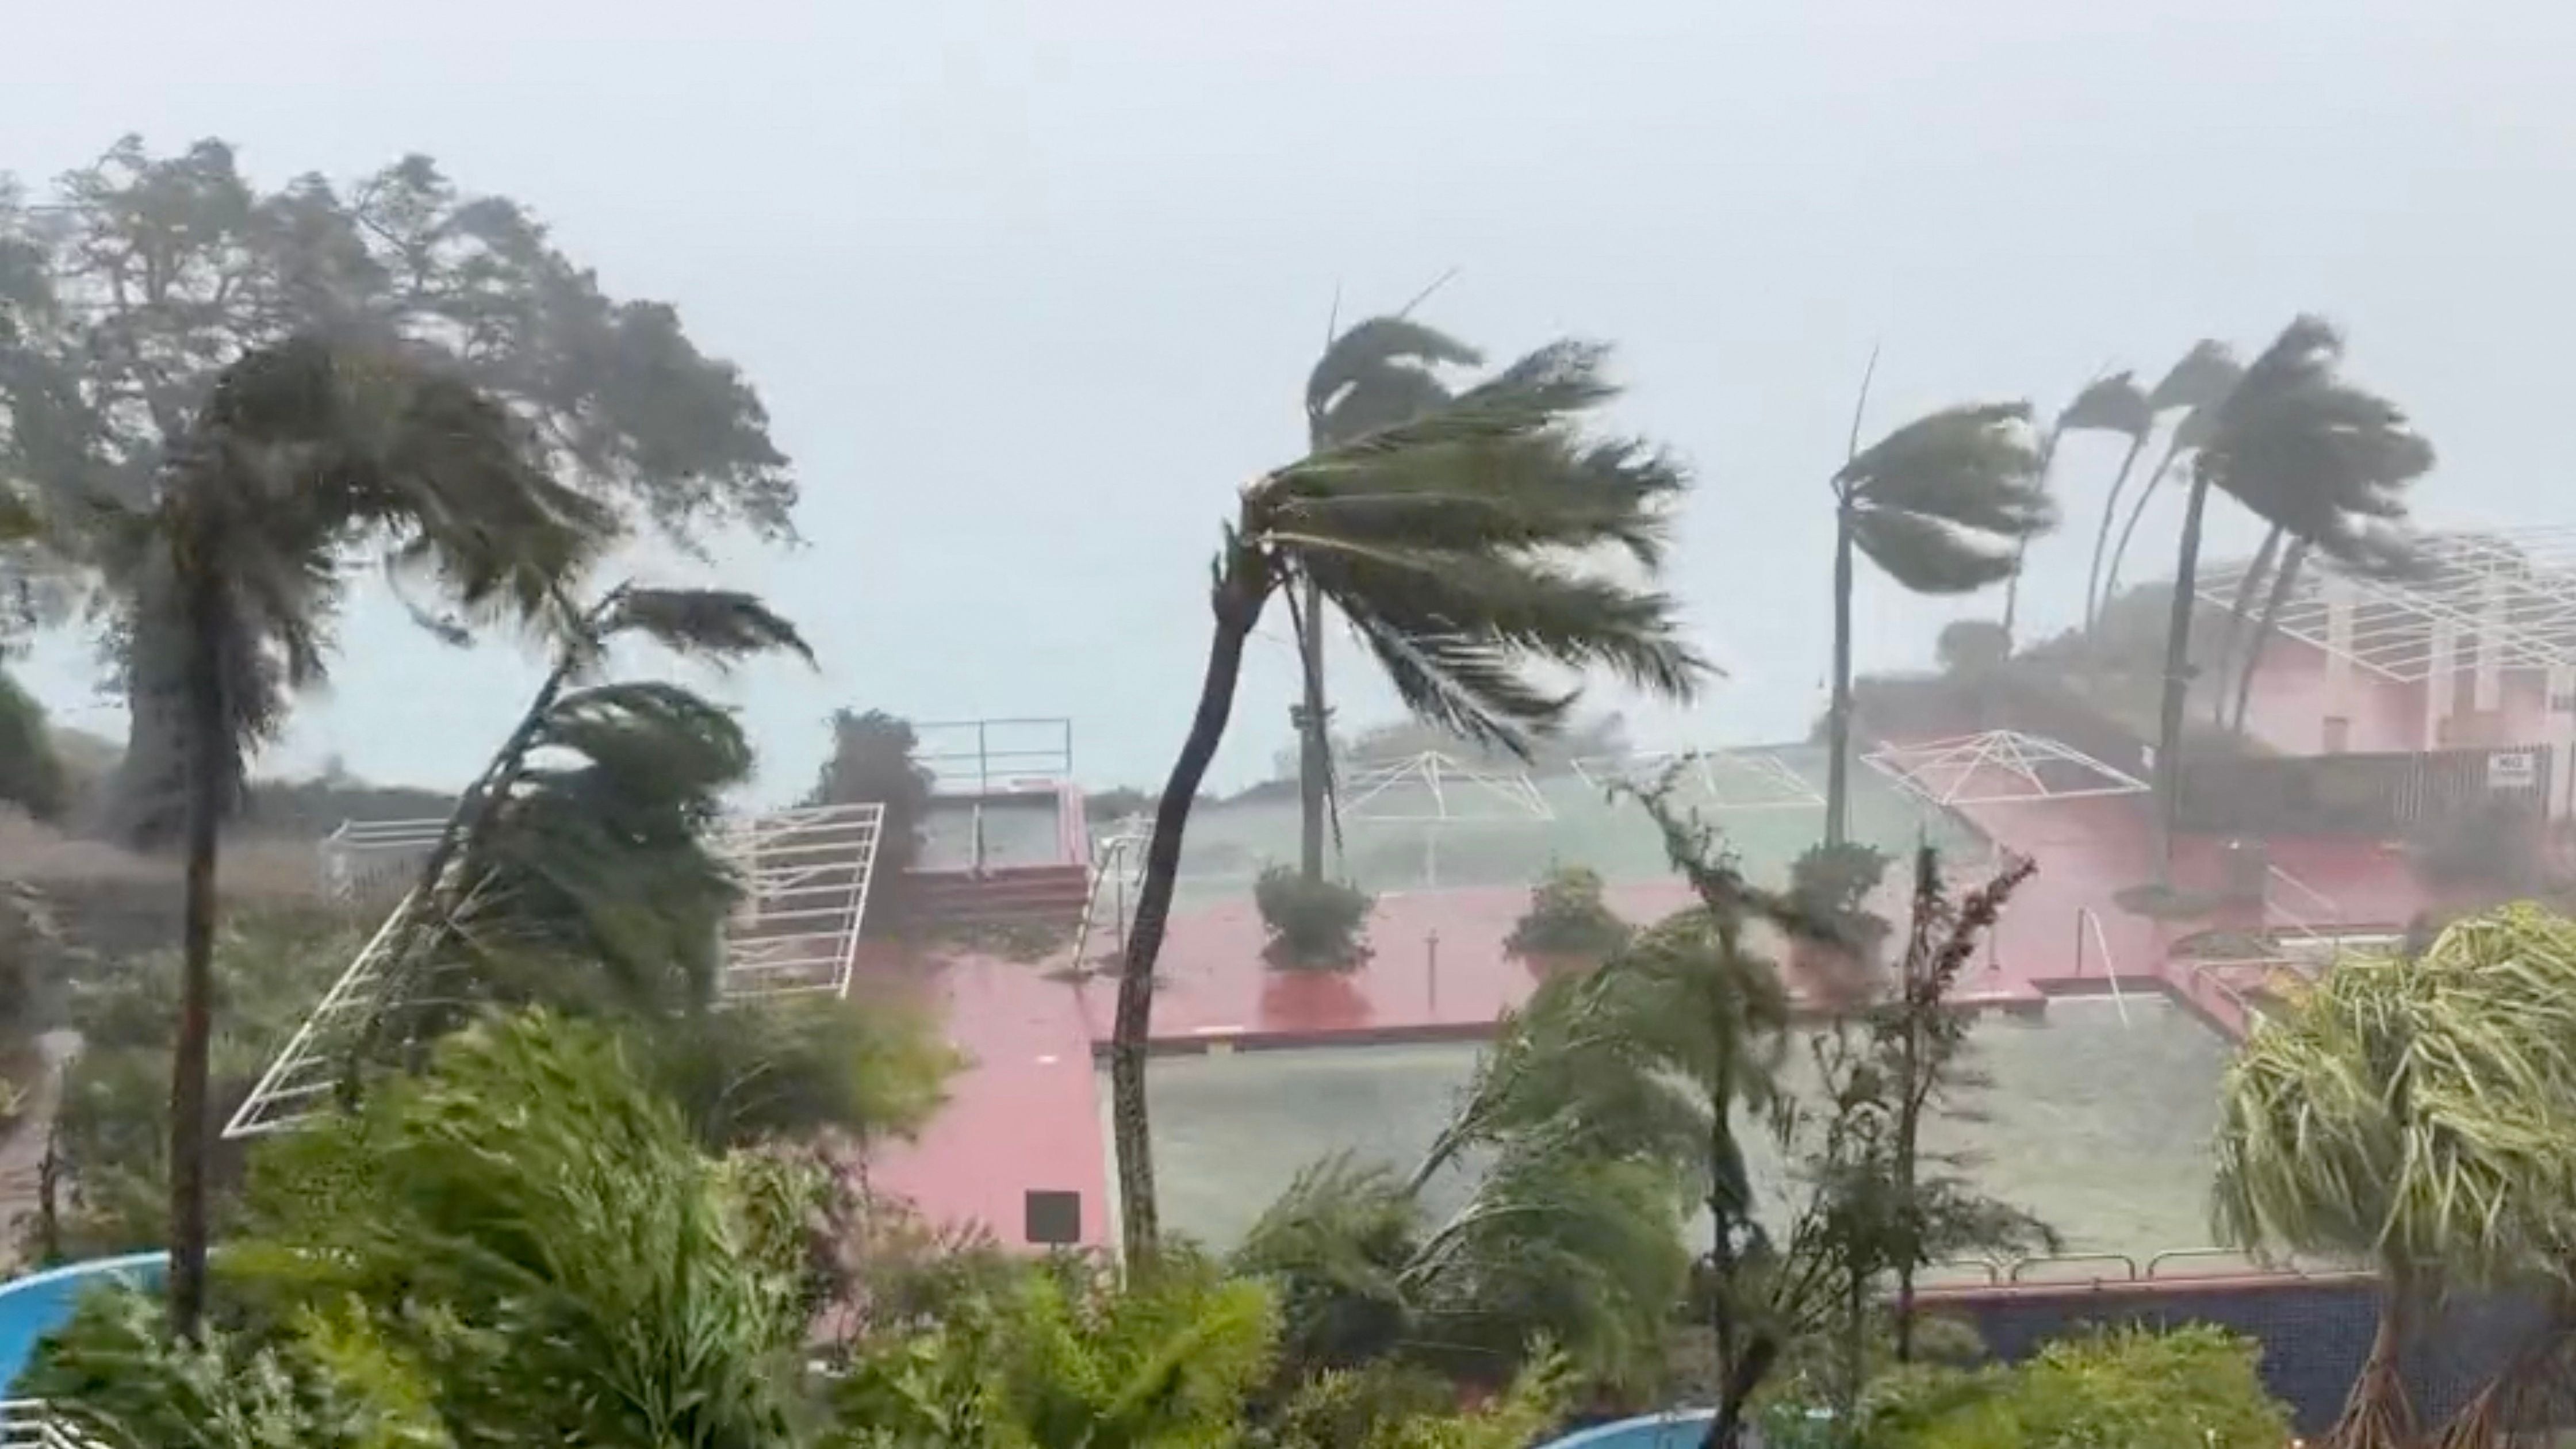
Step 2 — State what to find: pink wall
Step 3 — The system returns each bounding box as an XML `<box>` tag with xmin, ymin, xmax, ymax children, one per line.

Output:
<box><xmin>2236</xmin><ymin>636</ymin><xmax>2561</xmax><ymax>759</ymax></box>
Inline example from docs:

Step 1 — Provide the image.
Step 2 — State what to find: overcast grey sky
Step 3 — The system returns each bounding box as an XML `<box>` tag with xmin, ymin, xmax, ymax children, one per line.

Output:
<box><xmin>7</xmin><ymin>0</ymin><xmax>2573</xmax><ymax>804</ymax></box>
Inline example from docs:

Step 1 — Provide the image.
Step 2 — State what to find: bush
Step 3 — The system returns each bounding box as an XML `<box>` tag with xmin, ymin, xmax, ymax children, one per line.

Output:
<box><xmin>1862</xmin><ymin>1324</ymin><xmax>2291</xmax><ymax>1449</ymax></box>
<box><xmin>1504</xmin><ymin>867</ymin><xmax>1631</xmax><ymax>961</ymax></box>
<box><xmin>1935</xmin><ymin>620</ymin><xmax>2012</xmax><ymax>677</ymax></box>
<box><xmin>1256</xmin><ymin>867</ymin><xmax>1375</xmax><ymax>969</ymax></box>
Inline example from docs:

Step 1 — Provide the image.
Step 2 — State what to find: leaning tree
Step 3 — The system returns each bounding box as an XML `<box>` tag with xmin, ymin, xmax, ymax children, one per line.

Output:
<box><xmin>0</xmin><ymin>137</ymin><xmax>793</xmax><ymax>843</ymax></box>
<box><xmin>1110</xmin><ymin>342</ymin><xmax>1708</xmax><ymax>1263</ymax></box>
<box><xmin>89</xmin><ymin>338</ymin><xmax>609</xmax><ymax>1336</ymax></box>
<box><xmin>2148</xmin><ymin>318</ymin><xmax>2432</xmax><ymax>876</ymax></box>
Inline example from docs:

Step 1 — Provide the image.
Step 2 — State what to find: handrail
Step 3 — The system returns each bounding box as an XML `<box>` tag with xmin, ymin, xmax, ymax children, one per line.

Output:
<box><xmin>2072</xmin><ymin>906</ymin><xmax>2130</xmax><ymax>1026</ymax></box>
<box><xmin>1070</xmin><ymin>821</ymin><xmax>1147</xmax><ymax>968</ymax></box>
<box><xmin>2008</xmin><ymin>1252</ymin><xmax>2140</xmax><ymax>1284</ymax></box>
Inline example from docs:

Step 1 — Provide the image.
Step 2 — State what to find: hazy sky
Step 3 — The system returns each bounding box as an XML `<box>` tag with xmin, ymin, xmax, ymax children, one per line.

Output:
<box><xmin>7</xmin><ymin>0</ymin><xmax>2573</xmax><ymax>805</ymax></box>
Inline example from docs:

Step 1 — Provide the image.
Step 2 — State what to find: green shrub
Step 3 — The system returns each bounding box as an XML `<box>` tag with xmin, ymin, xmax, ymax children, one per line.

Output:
<box><xmin>1862</xmin><ymin>1324</ymin><xmax>2291</xmax><ymax>1449</ymax></box>
<box><xmin>1504</xmin><ymin>867</ymin><xmax>1631</xmax><ymax>961</ymax></box>
<box><xmin>1255</xmin><ymin>867</ymin><xmax>1374</xmax><ymax>969</ymax></box>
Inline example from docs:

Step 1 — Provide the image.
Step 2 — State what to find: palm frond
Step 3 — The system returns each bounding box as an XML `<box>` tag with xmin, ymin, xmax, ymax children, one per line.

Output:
<box><xmin>1307</xmin><ymin>316</ymin><xmax>1482</xmax><ymax>448</ymax></box>
<box><xmin>2148</xmin><ymin>339</ymin><xmax>2244</xmax><ymax>413</ymax></box>
<box><xmin>597</xmin><ymin>586</ymin><xmax>814</xmax><ymax>669</ymax></box>
<box><xmin>1838</xmin><ymin>402</ymin><xmax>2052</xmax><ymax>597</ymax></box>
<box><xmin>2057</xmin><ymin>371</ymin><xmax>2153</xmax><ymax>438</ymax></box>
<box><xmin>1251</xmin><ymin>341</ymin><xmax>1705</xmax><ymax>756</ymax></box>
<box><xmin>2197</xmin><ymin>316</ymin><xmax>2436</xmax><ymax>576</ymax></box>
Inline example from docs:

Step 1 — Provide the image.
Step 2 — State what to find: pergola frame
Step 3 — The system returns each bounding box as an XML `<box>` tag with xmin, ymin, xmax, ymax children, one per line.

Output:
<box><xmin>1337</xmin><ymin>750</ymin><xmax>1555</xmax><ymax>825</ymax></box>
<box><xmin>225</xmin><ymin>800</ymin><xmax>887</xmax><ymax>1141</ymax></box>
<box><xmin>2194</xmin><ymin>526</ymin><xmax>2576</xmax><ymax>684</ymax></box>
<box><xmin>1570</xmin><ymin>749</ymin><xmax>1824</xmax><ymax>810</ymax></box>
<box><xmin>1863</xmin><ymin>730</ymin><xmax>2149</xmax><ymax>807</ymax></box>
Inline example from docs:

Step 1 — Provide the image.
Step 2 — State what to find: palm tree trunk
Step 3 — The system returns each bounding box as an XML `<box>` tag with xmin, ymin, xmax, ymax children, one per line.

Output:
<box><xmin>2000</xmin><ymin>425</ymin><xmax>2064</xmax><ymax>647</ymax></box>
<box><xmin>1111</xmin><ymin>559</ymin><xmax>1266</xmax><ymax>1267</ymax></box>
<box><xmin>2232</xmin><ymin>539</ymin><xmax>2310</xmax><ymax>739</ymax></box>
<box><xmin>167</xmin><ymin>562</ymin><xmax>228</xmax><ymax>1340</ymax></box>
<box><xmin>2211</xmin><ymin>526</ymin><xmax>2283</xmax><ymax>726</ymax></box>
<box><xmin>1824</xmin><ymin>504</ymin><xmax>1857</xmax><ymax>848</ymax></box>
<box><xmin>1297</xmin><ymin>577</ymin><xmax>1329</xmax><ymax>884</ymax></box>
<box><xmin>2153</xmin><ymin>467</ymin><xmax>2217</xmax><ymax>887</ymax></box>
<box><xmin>2099</xmin><ymin>435</ymin><xmax>2188</xmax><ymax>636</ymax></box>
<box><xmin>2082</xmin><ymin>432</ymin><xmax>2152</xmax><ymax>632</ymax></box>
<box><xmin>2331</xmin><ymin>1273</ymin><xmax>2416</xmax><ymax>1449</ymax></box>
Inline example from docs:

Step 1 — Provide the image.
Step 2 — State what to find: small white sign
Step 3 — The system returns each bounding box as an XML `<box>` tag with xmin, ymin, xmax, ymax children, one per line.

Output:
<box><xmin>2489</xmin><ymin>750</ymin><xmax>2539</xmax><ymax>789</ymax></box>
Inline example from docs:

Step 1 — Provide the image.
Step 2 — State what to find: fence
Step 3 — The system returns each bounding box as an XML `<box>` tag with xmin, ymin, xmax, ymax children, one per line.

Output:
<box><xmin>1931</xmin><ymin>1270</ymin><xmax>2551</xmax><ymax>1436</ymax></box>
<box><xmin>2174</xmin><ymin>744</ymin><xmax>2554</xmax><ymax>837</ymax></box>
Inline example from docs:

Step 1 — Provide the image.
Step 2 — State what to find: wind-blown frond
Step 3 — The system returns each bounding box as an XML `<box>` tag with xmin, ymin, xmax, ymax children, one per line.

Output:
<box><xmin>445</xmin><ymin>680</ymin><xmax>753</xmax><ymax>1012</ymax></box>
<box><xmin>2213</xmin><ymin>905</ymin><xmax>2576</xmax><ymax>1284</ymax></box>
<box><xmin>1306</xmin><ymin>316</ymin><xmax>1483</xmax><ymax>447</ymax></box>
<box><xmin>99</xmin><ymin>336</ymin><xmax>614</xmax><ymax>845</ymax></box>
<box><xmin>2057</xmin><ymin>371</ymin><xmax>2153</xmax><ymax>438</ymax></box>
<box><xmin>2197</xmin><ymin>316</ymin><xmax>2436</xmax><ymax>576</ymax></box>
<box><xmin>1250</xmin><ymin>341</ymin><xmax>1707</xmax><ymax>756</ymax></box>
<box><xmin>593</xmin><ymin>586</ymin><xmax>813</xmax><ymax>670</ymax></box>
<box><xmin>1837</xmin><ymin>402</ymin><xmax>2050</xmax><ymax>597</ymax></box>
<box><xmin>2148</xmin><ymin>340</ymin><xmax>2244</xmax><ymax>413</ymax></box>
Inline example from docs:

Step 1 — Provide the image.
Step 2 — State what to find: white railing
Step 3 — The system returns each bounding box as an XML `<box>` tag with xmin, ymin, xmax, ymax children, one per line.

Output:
<box><xmin>2071</xmin><ymin>906</ymin><xmax>2130</xmax><ymax>1027</ymax></box>
<box><xmin>230</xmin><ymin>800</ymin><xmax>888</xmax><ymax>1140</ymax></box>
<box><xmin>318</xmin><ymin>815</ymin><xmax>448</xmax><ymax>901</ymax></box>
<box><xmin>1071</xmin><ymin>817</ymin><xmax>1148</xmax><ymax>968</ymax></box>
<box><xmin>714</xmin><ymin>801</ymin><xmax>887</xmax><ymax>1001</ymax></box>
<box><xmin>0</xmin><ymin>1398</ymin><xmax>116</xmax><ymax>1447</ymax></box>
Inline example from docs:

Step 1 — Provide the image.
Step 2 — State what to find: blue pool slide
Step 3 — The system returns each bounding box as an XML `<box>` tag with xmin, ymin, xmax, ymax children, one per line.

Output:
<box><xmin>0</xmin><ymin>1253</ymin><xmax>167</xmax><ymax>1388</ymax></box>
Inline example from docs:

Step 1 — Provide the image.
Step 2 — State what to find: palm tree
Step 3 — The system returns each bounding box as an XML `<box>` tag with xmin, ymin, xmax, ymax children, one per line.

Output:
<box><xmin>2221</xmin><ymin>463</ymin><xmax>2428</xmax><ymax>739</ymax></box>
<box><xmin>2010</xmin><ymin>371</ymin><xmax>2150</xmax><ymax>644</ymax></box>
<box><xmin>374</xmin><ymin>584</ymin><xmax>811</xmax><ymax>1037</ymax></box>
<box><xmin>1111</xmin><ymin>342</ymin><xmax>1709</xmax><ymax>1264</ymax></box>
<box><xmin>1294</xmin><ymin>316</ymin><xmax>1482</xmax><ymax>883</ymax></box>
<box><xmin>89</xmin><ymin>338</ymin><xmax>610</xmax><ymax>1336</ymax></box>
<box><xmin>2215</xmin><ymin>906</ymin><xmax>2576</xmax><ymax>1449</ymax></box>
<box><xmin>2150</xmin><ymin>319</ymin><xmax>2433</xmax><ymax>876</ymax></box>
<box><xmin>2092</xmin><ymin>342</ymin><xmax>2242</xmax><ymax>629</ymax></box>
<box><xmin>1824</xmin><ymin>405</ymin><xmax>2050</xmax><ymax>846</ymax></box>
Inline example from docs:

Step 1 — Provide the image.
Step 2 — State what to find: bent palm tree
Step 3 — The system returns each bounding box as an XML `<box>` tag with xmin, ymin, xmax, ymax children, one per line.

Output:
<box><xmin>1824</xmin><ymin>405</ymin><xmax>2050</xmax><ymax>846</ymax></box>
<box><xmin>2015</xmin><ymin>371</ymin><xmax>2150</xmax><ymax>643</ymax></box>
<box><xmin>1113</xmin><ymin>342</ymin><xmax>1708</xmax><ymax>1263</ymax></box>
<box><xmin>1295</xmin><ymin>317</ymin><xmax>1482</xmax><ymax>883</ymax></box>
<box><xmin>2094</xmin><ymin>341</ymin><xmax>2242</xmax><ymax>628</ymax></box>
<box><xmin>2215</xmin><ymin>907</ymin><xmax>2576</xmax><ymax>1449</ymax></box>
<box><xmin>91</xmin><ymin>338</ymin><xmax>609</xmax><ymax>1335</ymax></box>
<box><xmin>2150</xmin><ymin>318</ymin><xmax>2433</xmax><ymax>876</ymax></box>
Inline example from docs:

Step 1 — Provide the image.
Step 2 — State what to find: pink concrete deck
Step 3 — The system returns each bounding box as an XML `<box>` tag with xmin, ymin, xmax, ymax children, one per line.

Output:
<box><xmin>858</xmin><ymin>785</ymin><xmax>2466</xmax><ymax>1252</ymax></box>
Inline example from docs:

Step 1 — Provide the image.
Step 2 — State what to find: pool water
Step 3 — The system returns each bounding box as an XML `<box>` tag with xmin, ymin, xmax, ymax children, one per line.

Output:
<box><xmin>1133</xmin><ymin>995</ymin><xmax>2231</xmax><ymax>1259</ymax></box>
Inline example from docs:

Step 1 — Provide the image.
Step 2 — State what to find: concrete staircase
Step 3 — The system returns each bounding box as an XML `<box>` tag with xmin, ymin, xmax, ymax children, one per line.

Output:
<box><xmin>904</xmin><ymin>864</ymin><xmax>1090</xmax><ymax>930</ymax></box>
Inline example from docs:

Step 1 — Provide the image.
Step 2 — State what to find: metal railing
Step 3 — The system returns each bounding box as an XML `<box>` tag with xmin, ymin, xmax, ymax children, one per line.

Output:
<box><xmin>1930</xmin><ymin>1247</ymin><xmax>2305</xmax><ymax>1289</ymax></box>
<box><xmin>2069</xmin><ymin>906</ymin><xmax>2131</xmax><ymax>1027</ymax></box>
<box><xmin>317</xmin><ymin>815</ymin><xmax>449</xmax><ymax>901</ymax></box>
<box><xmin>913</xmin><ymin>718</ymin><xmax>1074</xmax><ymax>796</ymax></box>
<box><xmin>1071</xmin><ymin>817</ymin><xmax>1148</xmax><ymax>968</ymax></box>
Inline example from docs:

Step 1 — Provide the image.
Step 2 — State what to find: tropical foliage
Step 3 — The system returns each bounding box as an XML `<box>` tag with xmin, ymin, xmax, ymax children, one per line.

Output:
<box><xmin>1294</xmin><ymin>316</ymin><xmax>1485</xmax><ymax>885</ymax></box>
<box><xmin>0</xmin><ymin>137</ymin><xmax>792</xmax><ymax>833</ymax></box>
<box><xmin>1253</xmin><ymin>866</ymin><xmax>1375</xmax><ymax>970</ymax></box>
<box><xmin>1856</xmin><ymin>1325</ymin><xmax>2291</xmax><ymax>1449</ymax></box>
<box><xmin>2214</xmin><ymin>905</ymin><xmax>2576</xmax><ymax>1449</ymax></box>
<box><xmin>1111</xmin><ymin>340</ymin><xmax>1709</xmax><ymax>1263</ymax></box>
<box><xmin>1503</xmin><ymin>865</ymin><xmax>1633</xmax><ymax>961</ymax></box>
